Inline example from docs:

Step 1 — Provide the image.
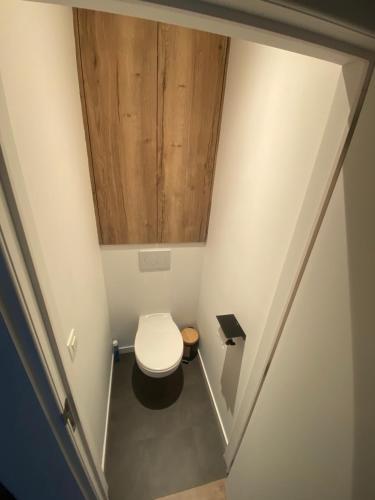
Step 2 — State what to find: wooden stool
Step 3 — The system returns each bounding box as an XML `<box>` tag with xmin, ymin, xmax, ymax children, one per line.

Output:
<box><xmin>181</xmin><ymin>327</ymin><xmax>199</xmax><ymax>362</ymax></box>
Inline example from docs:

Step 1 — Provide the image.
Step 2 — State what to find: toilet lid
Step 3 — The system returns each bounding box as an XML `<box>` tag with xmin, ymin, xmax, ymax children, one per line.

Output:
<box><xmin>135</xmin><ymin>314</ymin><xmax>183</xmax><ymax>373</ymax></box>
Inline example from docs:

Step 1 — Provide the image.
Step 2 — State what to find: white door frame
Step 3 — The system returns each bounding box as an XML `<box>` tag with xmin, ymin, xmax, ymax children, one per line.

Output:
<box><xmin>4</xmin><ymin>0</ymin><xmax>374</xmax><ymax>486</ymax></box>
<box><xmin>0</xmin><ymin>151</ymin><xmax>108</xmax><ymax>499</ymax></box>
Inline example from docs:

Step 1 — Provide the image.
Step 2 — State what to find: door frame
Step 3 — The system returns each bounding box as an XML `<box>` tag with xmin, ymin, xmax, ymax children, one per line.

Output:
<box><xmin>6</xmin><ymin>0</ymin><xmax>375</xmax><ymax>484</ymax></box>
<box><xmin>0</xmin><ymin>201</ymin><xmax>98</xmax><ymax>499</ymax></box>
<box><xmin>0</xmin><ymin>150</ymin><xmax>109</xmax><ymax>500</ymax></box>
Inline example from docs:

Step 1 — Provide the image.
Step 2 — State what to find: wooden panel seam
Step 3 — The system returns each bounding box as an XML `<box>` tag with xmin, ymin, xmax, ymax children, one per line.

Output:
<box><xmin>156</xmin><ymin>22</ymin><xmax>160</xmax><ymax>242</ymax></box>
<box><xmin>157</xmin><ymin>22</ymin><xmax>164</xmax><ymax>243</ymax></box>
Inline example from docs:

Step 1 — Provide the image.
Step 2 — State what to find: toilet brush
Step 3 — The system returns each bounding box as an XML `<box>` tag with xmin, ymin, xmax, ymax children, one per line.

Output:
<box><xmin>113</xmin><ymin>339</ymin><xmax>120</xmax><ymax>363</ymax></box>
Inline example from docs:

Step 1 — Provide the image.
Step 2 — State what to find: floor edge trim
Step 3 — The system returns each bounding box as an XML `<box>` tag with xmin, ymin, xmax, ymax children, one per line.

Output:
<box><xmin>101</xmin><ymin>351</ymin><xmax>114</xmax><ymax>472</ymax></box>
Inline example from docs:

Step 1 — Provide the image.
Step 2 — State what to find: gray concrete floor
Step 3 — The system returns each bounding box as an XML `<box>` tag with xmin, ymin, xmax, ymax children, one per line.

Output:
<box><xmin>105</xmin><ymin>353</ymin><xmax>226</xmax><ymax>500</ymax></box>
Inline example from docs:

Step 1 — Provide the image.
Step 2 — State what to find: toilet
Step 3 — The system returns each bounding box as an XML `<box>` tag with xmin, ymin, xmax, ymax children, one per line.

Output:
<box><xmin>134</xmin><ymin>313</ymin><xmax>183</xmax><ymax>378</ymax></box>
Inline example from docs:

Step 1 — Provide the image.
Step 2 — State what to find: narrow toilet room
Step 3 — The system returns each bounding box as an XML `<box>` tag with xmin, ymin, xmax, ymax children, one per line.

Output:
<box><xmin>1</xmin><ymin>1</ymin><xmax>371</xmax><ymax>500</ymax></box>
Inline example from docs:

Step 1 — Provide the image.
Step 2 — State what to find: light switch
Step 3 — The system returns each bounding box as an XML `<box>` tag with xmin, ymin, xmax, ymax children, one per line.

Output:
<box><xmin>67</xmin><ymin>329</ymin><xmax>78</xmax><ymax>361</ymax></box>
<box><xmin>138</xmin><ymin>249</ymin><xmax>171</xmax><ymax>272</ymax></box>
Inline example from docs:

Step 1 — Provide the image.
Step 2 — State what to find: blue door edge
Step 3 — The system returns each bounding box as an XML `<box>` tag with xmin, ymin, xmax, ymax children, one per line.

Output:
<box><xmin>0</xmin><ymin>243</ymin><xmax>100</xmax><ymax>500</ymax></box>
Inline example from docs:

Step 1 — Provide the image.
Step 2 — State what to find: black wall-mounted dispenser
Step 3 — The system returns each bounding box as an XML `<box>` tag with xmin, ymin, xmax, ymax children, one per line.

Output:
<box><xmin>216</xmin><ymin>314</ymin><xmax>246</xmax><ymax>346</ymax></box>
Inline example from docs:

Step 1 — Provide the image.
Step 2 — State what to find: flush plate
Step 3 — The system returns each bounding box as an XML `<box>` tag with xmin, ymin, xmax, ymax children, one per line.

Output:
<box><xmin>138</xmin><ymin>249</ymin><xmax>171</xmax><ymax>272</ymax></box>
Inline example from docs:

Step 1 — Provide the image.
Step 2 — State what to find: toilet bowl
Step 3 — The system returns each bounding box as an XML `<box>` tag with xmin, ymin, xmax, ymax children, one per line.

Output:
<box><xmin>134</xmin><ymin>313</ymin><xmax>183</xmax><ymax>378</ymax></box>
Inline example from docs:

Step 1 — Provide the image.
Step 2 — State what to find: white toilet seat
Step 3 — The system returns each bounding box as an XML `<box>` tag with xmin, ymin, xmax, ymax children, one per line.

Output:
<box><xmin>134</xmin><ymin>313</ymin><xmax>183</xmax><ymax>378</ymax></box>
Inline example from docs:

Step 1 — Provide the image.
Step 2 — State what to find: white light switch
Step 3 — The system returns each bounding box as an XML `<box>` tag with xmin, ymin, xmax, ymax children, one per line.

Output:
<box><xmin>67</xmin><ymin>329</ymin><xmax>78</xmax><ymax>361</ymax></box>
<box><xmin>138</xmin><ymin>249</ymin><xmax>171</xmax><ymax>272</ymax></box>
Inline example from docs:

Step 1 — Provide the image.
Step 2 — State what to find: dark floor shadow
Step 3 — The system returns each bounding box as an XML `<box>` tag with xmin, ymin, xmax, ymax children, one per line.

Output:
<box><xmin>132</xmin><ymin>362</ymin><xmax>184</xmax><ymax>410</ymax></box>
<box><xmin>342</xmin><ymin>77</ymin><xmax>375</xmax><ymax>500</ymax></box>
<box><xmin>220</xmin><ymin>327</ymin><xmax>245</xmax><ymax>416</ymax></box>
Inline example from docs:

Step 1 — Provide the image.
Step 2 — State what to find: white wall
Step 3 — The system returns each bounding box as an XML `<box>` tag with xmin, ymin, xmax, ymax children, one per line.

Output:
<box><xmin>102</xmin><ymin>245</ymin><xmax>204</xmax><ymax>346</ymax></box>
<box><xmin>226</xmin><ymin>72</ymin><xmax>375</xmax><ymax>500</ymax></box>
<box><xmin>0</xmin><ymin>1</ymin><xmax>111</xmax><ymax>464</ymax></box>
<box><xmin>197</xmin><ymin>39</ymin><xmax>341</xmax><ymax>436</ymax></box>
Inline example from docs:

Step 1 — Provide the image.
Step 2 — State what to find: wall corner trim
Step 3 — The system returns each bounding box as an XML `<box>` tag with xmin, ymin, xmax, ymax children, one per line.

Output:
<box><xmin>197</xmin><ymin>349</ymin><xmax>228</xmax><ymax>446</ymax></box>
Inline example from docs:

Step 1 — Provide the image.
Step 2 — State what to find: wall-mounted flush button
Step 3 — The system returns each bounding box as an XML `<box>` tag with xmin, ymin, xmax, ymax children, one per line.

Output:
<box><xmin>138</xmin><ymin>249</ymin><xmax>171</xmax><ymax>272</ymax></box>
<box><xmin>67</xmin><ymin>329</ymin><xmax>78</xmax><ymax>361</ymax></box>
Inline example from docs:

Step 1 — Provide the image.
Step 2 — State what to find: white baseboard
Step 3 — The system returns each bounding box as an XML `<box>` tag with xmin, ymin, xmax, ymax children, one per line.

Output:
<box><xmin>101</xmin><ymin>352</ymin><xmax>114</xmax><ymax>472</ymax></box>
<box><xmin>101</xmin><ymin>345</ymin><xmax>133</xmax><ymax>470</ymax></box>
<box><xmin>197</xmin><ymin>349</ymin><xmax>228</xmax><ymax>446</ymax></box>
<box><xmin>119</xmin><ymin>345</ymin><xmax>134</xmax><ymax>354</ymax></box>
